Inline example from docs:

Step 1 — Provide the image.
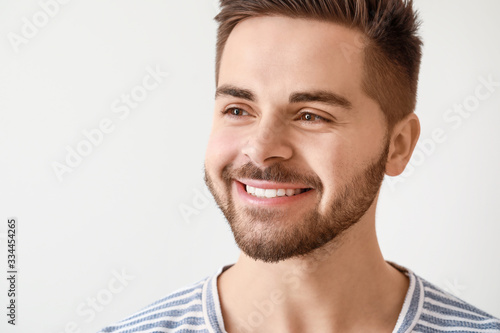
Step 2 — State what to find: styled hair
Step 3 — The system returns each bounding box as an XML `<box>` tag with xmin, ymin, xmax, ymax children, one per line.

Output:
<box><xmin>214</xmin><ymin>0</ymin><xmax>423</xmax><ymax>132</ymax></box>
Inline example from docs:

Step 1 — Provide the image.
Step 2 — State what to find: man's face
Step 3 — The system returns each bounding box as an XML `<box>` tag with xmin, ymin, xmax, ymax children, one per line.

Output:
<box><xmin>204</xmin><ymin>16</ymin><xmax>389</xmax><ymax>263</ymax></box>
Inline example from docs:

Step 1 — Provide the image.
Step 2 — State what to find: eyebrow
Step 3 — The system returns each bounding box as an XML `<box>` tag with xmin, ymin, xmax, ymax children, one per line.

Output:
<box><xmin>215</xmin><ymin>85</ymin><xmax>256</xmax><ymax>102</ymax></box>
<box><xmin>215</xmin><ymin>84</ymin><xmax>352</xmax><ymax>110</ymax></box>
<box><xmin>290</xmin><ymin>91</ymin><xmax>352</xmax><ymax>109</ymax></box>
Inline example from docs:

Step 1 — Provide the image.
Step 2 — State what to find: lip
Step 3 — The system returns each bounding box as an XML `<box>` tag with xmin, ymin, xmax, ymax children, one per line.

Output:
<box><xmin>234</xmin><ymin>180</ymin><xmax>315</xmax><ymax>207</ymax></box>
<box><xmin>236</xmin><ymin>178</ymin><xmax>312</xmax><ymax>190</ymax></box>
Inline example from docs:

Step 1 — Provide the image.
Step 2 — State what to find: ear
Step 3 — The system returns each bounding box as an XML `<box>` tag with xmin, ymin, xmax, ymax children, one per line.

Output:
<box><xmin>385</xmin><ymin>113</ymin><xmax>421</xmax><ymax>177</ymax></box>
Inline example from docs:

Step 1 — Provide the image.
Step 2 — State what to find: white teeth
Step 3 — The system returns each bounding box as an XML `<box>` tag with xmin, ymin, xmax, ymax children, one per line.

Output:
<box><xmin>255</xmin><ymin>188</ymin><xmax>265</xmax><ymax>197</ymax></box>
<box><xmin>264</xmin><ymin>189</ymin><xmax>277</xmax><ymax>198</ymax></box>
<box><xmin>246</xmin><ymin>185</ymin><xmax>255</xmax><ymax>195</ymax></box>
<box><xmin>245</xmin><ymin>185</ymin><xmax>308</xmax><ymax>198</ymax></box>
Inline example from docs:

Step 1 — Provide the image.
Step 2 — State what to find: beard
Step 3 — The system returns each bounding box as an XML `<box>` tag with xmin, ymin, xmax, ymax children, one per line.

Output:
<box><xmin>204</xmin><ymin>136</ymin><xmax>390</xmax><ymax>264</ymax></box>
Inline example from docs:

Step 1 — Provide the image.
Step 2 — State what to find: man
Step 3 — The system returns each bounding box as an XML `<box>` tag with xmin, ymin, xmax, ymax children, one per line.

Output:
<box><xmin>99</xmin><ymin>0</ymin><xmax>500</xmax><ymax>332</ymax></box>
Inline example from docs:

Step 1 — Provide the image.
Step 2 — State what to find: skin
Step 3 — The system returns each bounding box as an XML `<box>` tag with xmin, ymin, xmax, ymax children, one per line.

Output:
<box><xmin>204</xmin><ymin>15</ymin><xmax>420</xmax><ymax>333</ymax></box>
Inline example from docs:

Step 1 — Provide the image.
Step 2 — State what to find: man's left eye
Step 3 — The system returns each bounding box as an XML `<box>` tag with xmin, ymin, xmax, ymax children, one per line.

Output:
<box><xmin>298</xmin><ymin>112</ymin><xmax>329</xmax><ymax>122</ymax></box>
<box><xmin>231</xmin><ymin>108</ymin><xmax>246</xmax><ymax>116</ymax></box>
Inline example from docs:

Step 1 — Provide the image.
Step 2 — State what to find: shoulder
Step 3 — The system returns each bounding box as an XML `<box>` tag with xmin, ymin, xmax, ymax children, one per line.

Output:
<box><xmin>413</xmin><ymin>275</ymin><xmax>500</xmax><ymax>332</ymax></box>
<box><xmin>97</xmin><ymin>277</ymin><xmax>209</xmax><ymax>333</ymax></box>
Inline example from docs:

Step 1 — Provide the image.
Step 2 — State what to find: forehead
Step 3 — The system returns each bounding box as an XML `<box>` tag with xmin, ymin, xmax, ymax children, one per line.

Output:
<box><xmin>218</xmin><ymin>16</ymin><xmax>367</xmax><ymax>103</ymax></box>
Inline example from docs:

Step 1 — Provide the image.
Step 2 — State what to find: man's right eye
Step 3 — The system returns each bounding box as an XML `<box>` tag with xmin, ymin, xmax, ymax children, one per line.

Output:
<box><xmin>221</xmin><ymin>107</ymin><xmax>250</xmax><ymax>117</ymax></box>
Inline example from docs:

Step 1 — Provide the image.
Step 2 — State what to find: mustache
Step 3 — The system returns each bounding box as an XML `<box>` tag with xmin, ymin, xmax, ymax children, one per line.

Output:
<box><xmin>222</xmin><ymin>162</ymin><xmax>323</xmax><ymax>191</ymax></box>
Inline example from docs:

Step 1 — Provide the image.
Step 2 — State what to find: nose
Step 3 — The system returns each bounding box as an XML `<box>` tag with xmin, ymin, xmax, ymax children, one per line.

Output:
<box><xmin>241</xmin><ymin>114</ymin><xmax>293</xmax><ymax>167</ymax></box>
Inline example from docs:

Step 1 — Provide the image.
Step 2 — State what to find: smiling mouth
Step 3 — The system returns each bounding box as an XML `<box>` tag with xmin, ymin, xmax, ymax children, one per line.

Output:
<box><xmin>245</xmin><ymin>185</ymin><xmax>313</xmax><ymax>198</ymax></box>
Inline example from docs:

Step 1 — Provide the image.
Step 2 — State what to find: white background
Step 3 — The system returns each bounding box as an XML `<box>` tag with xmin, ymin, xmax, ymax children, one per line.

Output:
<box><xmin>0</xmin><ymin>0</ymin><xmax>499</xmax><ymax>332</ymax></box>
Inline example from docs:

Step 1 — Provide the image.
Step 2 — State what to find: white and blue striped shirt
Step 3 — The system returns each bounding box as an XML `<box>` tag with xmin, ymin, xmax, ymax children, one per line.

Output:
<box><xmin>98</xmin><ymin>261</ymin><xmax>500</xmax><ymax>332</ymax></box>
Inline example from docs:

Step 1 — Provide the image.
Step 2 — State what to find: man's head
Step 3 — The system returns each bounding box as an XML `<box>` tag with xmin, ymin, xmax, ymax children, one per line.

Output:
<box><xmin>204</xmin><ymin>0</ymin><xmax>422</xmax><ymax>263</ymax></box>
<box><xmin>214</xmin><ymin>0</ymin><xmax>423</xmax><ymax>134</ymax></box>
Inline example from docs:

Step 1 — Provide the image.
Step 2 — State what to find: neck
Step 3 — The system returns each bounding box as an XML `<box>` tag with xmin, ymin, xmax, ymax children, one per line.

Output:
<box><xmin>217</xmin><ymin>206</ymin><xmax>409</xmax><ymax>333</ymax></box>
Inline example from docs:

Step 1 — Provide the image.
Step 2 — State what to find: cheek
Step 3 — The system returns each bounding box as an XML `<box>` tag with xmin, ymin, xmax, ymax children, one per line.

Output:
<box><xmin>310</xmin><ymin>127</ymin><xmax>386</xmax><ymax>207</ymax></box>
<box><xmin>302</xmin><ymin>131</ymin><xmax>356</xmax><ymax>172</ymax></box>
<box><xmin>205</xmin><ymin>129</ymin><xmax>242</xmax><ymax>174</ymax></box>
<box><xmin>297</xmin><ymin>133</ymin><xmax>357</xmax><ymax>202</ymax></box>
<box><xmin>318</xmin><ymin>147</ymin><xmax>353</xmax><ymax>187</ymax></box>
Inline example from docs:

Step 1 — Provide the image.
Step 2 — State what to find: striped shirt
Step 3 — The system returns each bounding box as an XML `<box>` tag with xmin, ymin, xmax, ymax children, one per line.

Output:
<box><xmin>98</xmin><ymin>261</ymin><xmax>500</xmax><ymax>332</ymax></box>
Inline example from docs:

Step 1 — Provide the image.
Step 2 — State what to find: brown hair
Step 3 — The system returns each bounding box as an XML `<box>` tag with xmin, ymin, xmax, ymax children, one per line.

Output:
<box><xmin>214</xmin><ymin>0</ymin><xmax>423</xmax><ymax>132</ymax></box>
